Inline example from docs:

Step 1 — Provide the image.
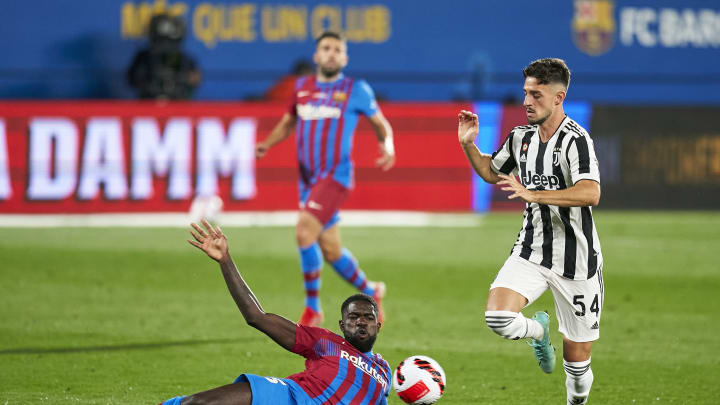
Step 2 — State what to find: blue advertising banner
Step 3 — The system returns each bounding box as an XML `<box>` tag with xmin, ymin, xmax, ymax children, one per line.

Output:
<box><xmin>2</xmin><ymin>0</ymin><xmax>720</xmax><ymax>103</ymax></box>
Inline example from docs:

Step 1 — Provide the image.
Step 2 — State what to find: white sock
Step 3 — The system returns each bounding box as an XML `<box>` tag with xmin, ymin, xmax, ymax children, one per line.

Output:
<box><xmin>564</xmin><ymin>358</ymin><xmax>593</xmax><ymax>405</ymax></box>
<box><xmin>485</xmin><ymin>311</ymin><xmax>544</xmax><ymax>340</ymax></box>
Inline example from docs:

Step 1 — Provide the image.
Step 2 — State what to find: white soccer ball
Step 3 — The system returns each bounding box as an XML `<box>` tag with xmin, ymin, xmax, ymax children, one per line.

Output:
<box><xmin>189</xmin><ymin>195</ymin><xmax>224</xmax><ymax>223</ymax></box>
<box><xmin>393</xmin><ymin>355</ymin><xmax>446</xmax><ymax>404</ymax></box>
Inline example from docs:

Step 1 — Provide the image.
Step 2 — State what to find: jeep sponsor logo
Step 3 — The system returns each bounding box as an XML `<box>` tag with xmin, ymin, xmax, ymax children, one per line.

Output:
<box><xmin>340</xmin><ymin>350</ymin><xmax>388</xmax><ymax>389</ymax></box>
<box><xmin>522</xmin><ymin>171</ymin><xmax>560</xmax><ymax>188</ymax></box>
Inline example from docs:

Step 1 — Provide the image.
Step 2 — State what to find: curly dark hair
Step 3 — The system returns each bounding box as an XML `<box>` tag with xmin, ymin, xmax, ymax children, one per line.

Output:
<box><xmin>522</xmin><ymin>58</ymin><xmax>571</xmax><ymax>89</ymax></box>
<box><xmin>340</xmin><ymin>294</ymin><xmax>378</xmax><ymax>317</ymax></box>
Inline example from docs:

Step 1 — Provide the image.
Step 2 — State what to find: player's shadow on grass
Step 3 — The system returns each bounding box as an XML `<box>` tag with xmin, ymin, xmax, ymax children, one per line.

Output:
<box><xmin>0</xmin><ymin>337</ymin><xmax>253</xmax><ymax>355</ymax></box>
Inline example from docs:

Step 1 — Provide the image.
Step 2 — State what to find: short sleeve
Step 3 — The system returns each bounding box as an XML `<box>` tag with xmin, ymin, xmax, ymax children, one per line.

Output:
<box><xmin>383</xmin><ymin>362</ymin><xmax>392</xmax><ymax>397</ymax></box>
<box><xmin>288</xmin><ymin>92</ymin><xmax>298</xmax><ymax>116</ymax></box>
<box><xmin>291</xmin><ymin>325</ymin><xmax>328</xmax><ymax>359</ymax></box>
<box><xmin>288</xmin><ymin>77</ymin><xmax>307</xmax><ymax>116</ymax></box>
<box><xmin>352</xmin><ymin>80</ymin><xmax>379</xmax><ymax>117</ymax></box>
<box><xmin>567</xmin><ymin>135</ymin><xmax>601</xmax><ymax>185</ymax></box>
<box><xmin>490</xmin><ymin>131</ymin><xmax>517</xmax><ymax>175</ymax></box>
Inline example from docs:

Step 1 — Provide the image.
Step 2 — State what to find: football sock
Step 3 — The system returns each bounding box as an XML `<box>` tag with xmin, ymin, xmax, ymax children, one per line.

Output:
<box><xmin>564</xmin><ymin>358</ymin><xmax>593</xmax><ymax>405</ymax></box>
<box><xmin>484</xmin><ymin>311</ymin><xmax>544</xmax><ymax>340</ymax></box>
<box><xmin>160</xmin><ymin>396</ymin><xmax>185</xmax><ymax>405</ymax></box>
<box><xmin>330</xmin><ymin>248</ymin><xmax>375</xmax><ymax>296</ymax></box>
<box><xmin>299</xmin><ymin>243</ymin><xmax>323</xmax><ymax>312</ymax></box>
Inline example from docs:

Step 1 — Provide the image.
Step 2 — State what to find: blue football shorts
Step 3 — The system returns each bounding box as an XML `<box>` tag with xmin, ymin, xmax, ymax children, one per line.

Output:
<box><xmin>234</xmin><ymin>374</ymin><xmax>313</xmax><ymax>405</ymax></box>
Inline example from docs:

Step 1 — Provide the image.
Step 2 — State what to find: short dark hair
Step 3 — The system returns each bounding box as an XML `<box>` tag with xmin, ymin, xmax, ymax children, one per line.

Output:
<box><xmin>522</xmin><ymin>58</ymin><xmax>571</xmax><ymax>89</ymax></box>
<box><xmin>341</xmin><ymin>294</ymin><xmax>378</xmax><ymax>317</ymax></box>
<box><xmin>315</xmin><ymin>31</ymin><xmax>345</xmax><ymax>45</ymax></box>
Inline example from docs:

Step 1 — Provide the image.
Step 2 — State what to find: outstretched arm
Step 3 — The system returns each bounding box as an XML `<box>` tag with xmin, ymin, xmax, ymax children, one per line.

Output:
<box><xmin>367</xmin><ymin>111</ymin><xmax>396</xmax><ymax>171</ymax></box>
<box><xmin>255</xmin><ymin>113</ymin><xmax>298</xmax><ymax>159</ymax></box>
<box><xmin>188</xmin><ymin>220</ymin><xmax>297</xmax><ymax>351</ymax></box>
<box><xmin>457</xmin><ymin>110</ymin><xmax>502</xmax><ymax>184</ymax></box>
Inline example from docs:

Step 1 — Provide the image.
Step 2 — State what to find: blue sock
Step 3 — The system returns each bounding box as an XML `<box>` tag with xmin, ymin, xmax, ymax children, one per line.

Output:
<box><xmin>331</xmin><ymin>248</ymin><xmax>375</xmax><ymax>296</ymax></box>
<box><xmin>160</xmin><ymin>396</ymin><xmax>185</xmax><ymax>405</ymax></box>
<box><xmin>299</xmin><ymin>243</ymin><xmax>323</xmax><ymax>312</ymax></box>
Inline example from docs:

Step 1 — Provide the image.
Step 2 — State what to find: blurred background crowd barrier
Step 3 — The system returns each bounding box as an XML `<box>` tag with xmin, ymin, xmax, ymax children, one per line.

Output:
<box><xmin>1</xmin><ymin>0</ymin><xmax>719</xmax><ymax>213</ymax></box>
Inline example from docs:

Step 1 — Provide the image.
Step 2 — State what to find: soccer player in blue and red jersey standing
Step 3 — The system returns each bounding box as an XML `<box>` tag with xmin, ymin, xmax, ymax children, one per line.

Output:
<box><xmin>161</xmin><ymin>220</ymin><xmax>392</xmax><ymax>405</ymax></box>
<box><xmin>255</xmin><ymin>31</ymin><xmax>396</xmax><ymax>327</ymax></box>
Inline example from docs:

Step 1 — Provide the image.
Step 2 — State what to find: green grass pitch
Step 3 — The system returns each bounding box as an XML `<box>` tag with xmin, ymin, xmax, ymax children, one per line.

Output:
<box><xmin>1</xmin><ymin>211</ymin><xmax>719</xmax><ymax>404</ymax></box>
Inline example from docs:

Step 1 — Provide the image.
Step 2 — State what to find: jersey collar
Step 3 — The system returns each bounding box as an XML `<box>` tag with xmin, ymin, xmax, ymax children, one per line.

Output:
<box><xmin>538</xmin><ymin>115</ymin><xmax>569</xmax><ymax>144</ymax></box>
<box><xmin>316</xmin><ymin>73</ymin><xmax>345</xmax><ymax>86</ymax></box>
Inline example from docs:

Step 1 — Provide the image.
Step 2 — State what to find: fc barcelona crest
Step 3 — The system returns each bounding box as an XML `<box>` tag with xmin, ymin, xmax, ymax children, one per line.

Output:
<box><xmin>332</xmin><ymin>91</ymin><xmax>348</xmax><ymax>102</ymax></box>
<box><xmin>572</xmin><ymin>0</ymin><xmax>615</xmax><ymax>56</ymax></box>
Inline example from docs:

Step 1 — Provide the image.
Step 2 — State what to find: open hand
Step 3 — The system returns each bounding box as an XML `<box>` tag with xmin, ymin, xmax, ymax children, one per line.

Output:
<box><xmin>457</xmin><ymin>110</ymin><xmax>479</xmax><ymax>146</ymax></box>
<box><xmin>498</xmin><ymin>174</ymin><xmax>536</xmax><ymax>204</ymax></box>
<box><xmin>375</xmin><ymin>143</ymin><xmax>396</xmax><ymax>171</ymax></box>
<box><xmin>188</xmin><ymin>219</ymin><xmax>229</xmax><ymax>262</ymax></box>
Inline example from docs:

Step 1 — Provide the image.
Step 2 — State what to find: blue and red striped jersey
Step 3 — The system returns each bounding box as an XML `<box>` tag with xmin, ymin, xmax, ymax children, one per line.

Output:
<box><xmin>288</xmin><ymin>325</ymin><xmax>391</xmax><ymax>405</ymax></box>
<box><xmin>289</xmin><ymin>74</ymin><xmax>379</xmax><ymax>189</ymax></box>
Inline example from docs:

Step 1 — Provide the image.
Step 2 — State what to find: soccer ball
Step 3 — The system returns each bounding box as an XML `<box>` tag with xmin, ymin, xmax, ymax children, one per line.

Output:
<box><xmin>393</xmin><ymin>355</ymin><xmax>446</xmax><ymax>404</ymax></box>
<box><xmin>189</xmin><ymin>195</ymin><xmax>224</xmax><ymax>223</ymax></box>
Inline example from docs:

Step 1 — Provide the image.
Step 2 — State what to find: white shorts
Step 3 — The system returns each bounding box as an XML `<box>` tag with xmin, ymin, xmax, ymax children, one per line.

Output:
<box><xmin>490</xmin><ymin>256</ymin><xmax>604</xmax><ymax>342</ymax></box>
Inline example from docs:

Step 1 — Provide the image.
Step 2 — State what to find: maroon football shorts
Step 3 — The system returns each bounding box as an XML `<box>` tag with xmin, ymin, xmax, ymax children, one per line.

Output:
<box><xmin>302</xmin><ymin>177</ymin><xmax>350</xmax><ymax>225</ymax></box>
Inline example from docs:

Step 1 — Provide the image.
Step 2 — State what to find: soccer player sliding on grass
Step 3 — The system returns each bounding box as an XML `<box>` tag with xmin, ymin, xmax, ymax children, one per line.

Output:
<box><xmin>458</xmin><ymin>58</ymin><xmax>604</xmax><ymax>405</ymax></box>
<box><xmin>161</xmin><ymin>219</ymin><xmax>391</xmax><ymax>405</ymax></box>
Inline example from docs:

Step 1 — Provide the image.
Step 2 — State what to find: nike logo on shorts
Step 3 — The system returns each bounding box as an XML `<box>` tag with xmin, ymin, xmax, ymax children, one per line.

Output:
<box><xmin>308</xmin><ymin>200</ymin><xmax>323</xmax><ymax>210</ymax></box>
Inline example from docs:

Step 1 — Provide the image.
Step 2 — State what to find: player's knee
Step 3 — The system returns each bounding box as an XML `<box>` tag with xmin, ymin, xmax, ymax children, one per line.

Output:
<box><xmin>318</xmin><ymin>242</ymin><xmax>341</xmax><ymax>262</ymax></box>
<box><xmin>296</xmin><ymin>213</ymin><xmax>323</xmax><ymax>246</ymax></box>
<box><xmin>485</xmin><ymin>310</ymin><xmax>522</xmax><ymax>340</ymax></box>
<box><xmin>295</xmin><ymin>224</ymin><xmax>315</xmax><ymax>246</ymax></box>
<box><xmin>564</xmin><ymin>341</ymin><xmax>593</xmax><ymax>362</ymax></box>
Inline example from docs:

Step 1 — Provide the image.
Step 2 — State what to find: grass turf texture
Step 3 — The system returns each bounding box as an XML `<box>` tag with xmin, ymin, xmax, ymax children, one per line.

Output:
<box><xmin>1</xmin><ymin>211</ymin><xmax>719</xmax><ymax>404</ymax></box>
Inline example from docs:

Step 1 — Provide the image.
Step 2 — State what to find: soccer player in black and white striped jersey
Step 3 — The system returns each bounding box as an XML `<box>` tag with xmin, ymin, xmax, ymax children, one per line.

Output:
<box><xmin>458</xmin><ymin>58</ymin><xmax>603</xmax><ymax>405</ymax></box>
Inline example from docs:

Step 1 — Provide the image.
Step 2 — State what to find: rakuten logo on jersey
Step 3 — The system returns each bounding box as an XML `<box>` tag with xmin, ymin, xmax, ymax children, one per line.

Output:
<box><xmin>340</xmin><ymin>350</ymin><xmax>388</xmax><ymax>389</ymax></box>
<box><xmin>522</xmin><ymin>171</ymin><xmax>560</xmax><ymax>189</ymax></box>
<box><xmin>297</xmin><ymin>104</ymin><xmax>341</xmax><ymax>120</ymax></box>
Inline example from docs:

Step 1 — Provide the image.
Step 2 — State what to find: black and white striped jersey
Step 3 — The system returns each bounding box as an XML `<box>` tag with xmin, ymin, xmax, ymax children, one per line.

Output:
<box><xmin>490</xmin><ymin>116</ymin><xmax>602</xmax><ymax>280</ymax></box>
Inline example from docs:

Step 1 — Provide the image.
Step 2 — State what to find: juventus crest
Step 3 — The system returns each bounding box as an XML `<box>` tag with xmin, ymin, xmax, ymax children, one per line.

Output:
<box><xmin>552</xmin><ymin>147</ymin><xmax>562</xmax><ymax>166</ymax></box>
